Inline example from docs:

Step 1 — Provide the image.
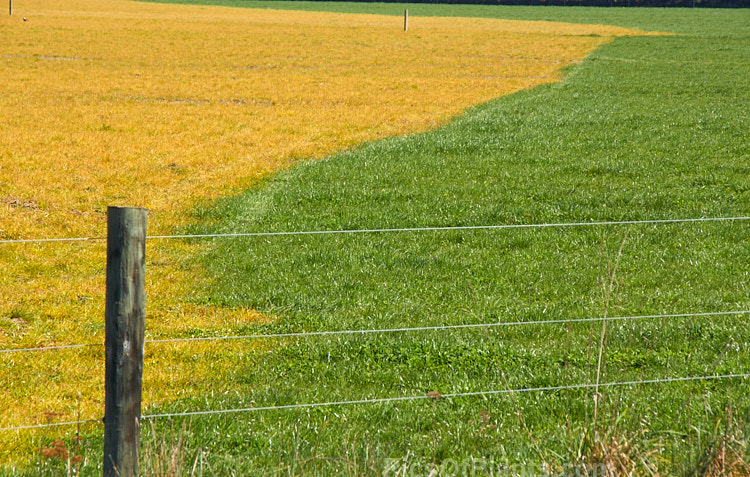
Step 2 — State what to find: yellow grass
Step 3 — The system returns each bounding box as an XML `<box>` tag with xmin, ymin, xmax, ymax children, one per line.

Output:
<box><xmin>0</xmin><ymin>0</ymin><xmax>650</xmax><ymax>463</ymax></box>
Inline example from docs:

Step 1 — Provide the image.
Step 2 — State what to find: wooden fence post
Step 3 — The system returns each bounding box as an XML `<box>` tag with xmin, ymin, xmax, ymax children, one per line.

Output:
<box><xmin>404</xmin><ymin>9</ymin><xmax>408</xmax><ymax>31</ymax></box>
<box><xmin>103</xmin><ymin>206</ymin><xmax>148</xmax><ymax>477</ymax></box>
<box><xmin>9</xmin><ymin>0</ymin><xmax>12</xmax><ymax>16</ymax></box>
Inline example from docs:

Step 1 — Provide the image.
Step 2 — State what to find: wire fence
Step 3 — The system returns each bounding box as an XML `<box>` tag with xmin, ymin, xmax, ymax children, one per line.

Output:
<box><xmin>2</xmin><ymin>372</ymin><xmax>748</xmax><ymax>432</ymax></box>
<box><xmin>2</xmin><ymin>309</ymin><xmax>749</xmax><ymax>354</ymax></box>
<box><xmin>1</xmin><ymin>215</ymin><xmax>749</xmax><ymax>245</ymax></box>
<box><xmin>1</xmin><ymin>214</ymin><xmax>748</xmax><ymax>443</ymax></box>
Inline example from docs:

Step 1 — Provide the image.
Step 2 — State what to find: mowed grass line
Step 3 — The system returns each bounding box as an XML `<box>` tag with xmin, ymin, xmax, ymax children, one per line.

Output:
<box><xmin>166</xmin><ymin>4</ymin><xmax>748</xmax><ymax>475</ymax></box>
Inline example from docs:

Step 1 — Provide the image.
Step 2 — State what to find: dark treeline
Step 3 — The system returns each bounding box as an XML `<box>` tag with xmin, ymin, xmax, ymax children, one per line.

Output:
<box><xmin>303</xmin><ymin>0</ymin><xmax>749</xmax><ymax>6</ymax></box>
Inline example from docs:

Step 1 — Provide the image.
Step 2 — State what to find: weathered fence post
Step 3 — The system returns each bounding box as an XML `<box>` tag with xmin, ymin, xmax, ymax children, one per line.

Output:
<box><xmin>103</xmin><ymin>206</ymin><xmax>147</xmax><ymax>477</ymax></box>
<box><xmin>404</xmin><ymin>9</ymin><xmax>408</xmax><ymax>31</ymax></box>
<box><xmin>9</xmin><ymin>0</ymin><xmax>13</xmax><ymax>16</ymax></box>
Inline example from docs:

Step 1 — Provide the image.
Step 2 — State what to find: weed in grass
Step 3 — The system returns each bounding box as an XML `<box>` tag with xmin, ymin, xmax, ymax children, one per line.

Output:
<box><xmin>141</xmin><ymin>421</ymin><xmax>188</xmax><ymax>477</ymax></box>
<box><xmin>593</xmin><ymin>232</ymin><xmax>628</xmax><ymax>439</ymax></box>
<box><xmin>580</xmin><ymin>422</ymin><xmax>663</xmax><ymax>476</ymax></box>
<box><xmin>35</xmin><ymin>437</ymin><xmax>85</xmax><ymax>477</ymax></box>
<box><xmin>689</xmin><ymin>405</ymin><xmax>750</xmax><ymax>477</ymax></box>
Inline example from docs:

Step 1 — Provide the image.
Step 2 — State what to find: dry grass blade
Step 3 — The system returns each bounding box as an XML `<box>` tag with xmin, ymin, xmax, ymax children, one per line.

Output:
<box><xmin>593</xmin><ymin>231</ymin><xmax>629</xmax><ymax>436</ymax></box>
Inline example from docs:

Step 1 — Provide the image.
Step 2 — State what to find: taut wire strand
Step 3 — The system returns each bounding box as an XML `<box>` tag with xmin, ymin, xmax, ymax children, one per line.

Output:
<box><xmin>2</xmin><ymin>373</ymin><xmax>747</xmax><ymax>432</ymax></box>
<box><xmin>1</xmin><ymin>216</ymin><xmax>748</xmax><ymax>245</ymax></box>
<box><xmin>2</xmin><ymin>310</ymin><xmax>748</xmax><ymax>353</ymax></box>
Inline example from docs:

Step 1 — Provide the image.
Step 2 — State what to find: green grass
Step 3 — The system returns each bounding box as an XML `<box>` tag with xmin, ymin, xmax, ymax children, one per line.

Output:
<box><xmin>140</xmin><ymin>0</ymin><xmax>750</xmax><ymax>35</ymax></box>
<box><xmin>12</xmin><ymin>3</ymin><xmax>750</xmax><ymax>476</ymax></box>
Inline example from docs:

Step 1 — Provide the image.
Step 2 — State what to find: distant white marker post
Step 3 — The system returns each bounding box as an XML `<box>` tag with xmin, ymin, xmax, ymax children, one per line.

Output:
<box><xmin>404</xmin><ymin>9</ymin><xmax>408</xmax><ymax>31</ymax></box>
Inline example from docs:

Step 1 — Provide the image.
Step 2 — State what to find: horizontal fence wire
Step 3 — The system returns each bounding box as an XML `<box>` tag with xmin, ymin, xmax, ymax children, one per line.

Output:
<box><xmin>140</xmin><ymin>373</ymin><xmax>750</xmax><ymax>421</ymax></box>
<box><xmin>0</xmin><ymin>343</ymin><xmax>99</xmax><ymax>354</ymax></box>
<box><xmin>144</xmin><ymin>310</ymin><xmax>750</xmax><ymax>345</ymax></box>
<box><xmin>3</xmin><ymin>373</ymin><xmax>748</xmax><ymax>432</ymax></box>
<box><xmin>2</xmin><ymin>310</ymin><xmax>749</xmax><ymax>354</ymax></box>
<box><xmin>145</xmin><ymin>216</ymin><xmax>750</xmax><ymax>241</ymax></box>
<box><xmin>1</xmin><ymin>215</ymin><xmax>748</xmax><ymax>245</ymax></box>
<box><xmin>0</xmin><ymin>419</ymin><xmax>102</xmax><ymax>432</ymax></box>
<box><xmin>0</xmin><ymin>236</ymin><xmax>102</xmax><ymax>245</ymax></box>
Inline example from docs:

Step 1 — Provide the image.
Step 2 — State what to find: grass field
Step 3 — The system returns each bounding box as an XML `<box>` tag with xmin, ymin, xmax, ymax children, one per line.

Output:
<box><xmin>2</xmin><ymin>0</ymin><xmax>750</xmax><ymax>475</ymax></box>
<box><xmin>0</xmin><ymin>0</ymin><xmax>643</xmax><ymax>467</ymax></box>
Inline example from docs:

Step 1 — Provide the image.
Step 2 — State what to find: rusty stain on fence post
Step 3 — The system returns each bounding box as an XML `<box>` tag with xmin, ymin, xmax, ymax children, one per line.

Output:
<box><xmin>103</xmin><ymin>206</ymin><xmax>147</xmax><ymax>477</ymax></box>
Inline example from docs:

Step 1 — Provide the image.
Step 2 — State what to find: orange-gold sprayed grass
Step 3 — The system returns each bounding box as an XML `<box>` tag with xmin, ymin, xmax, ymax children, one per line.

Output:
<box><xmin>0</xmin><ymin>0</ymin><xmax>653</xmax><ymax>462</ymax></box>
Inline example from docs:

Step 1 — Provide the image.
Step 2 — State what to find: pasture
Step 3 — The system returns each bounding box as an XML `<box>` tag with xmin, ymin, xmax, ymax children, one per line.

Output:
<box><xmin>1</xmin><ymin>0</ymin><xmax>749</xmax><ymax>474</ymax></box>
<box><xmin>0</xmin><ymin>0</ymin><xmax>635</xmax><ymax>454</ymax></box>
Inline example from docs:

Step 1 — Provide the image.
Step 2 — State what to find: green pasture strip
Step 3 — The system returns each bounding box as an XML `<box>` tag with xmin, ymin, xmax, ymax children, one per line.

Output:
<box><xmin>9</xmin><ymin>4</ymin><xmax>749</xmax><ymax>476</ymax></box>
<box><xmin>164</xmin><ymin>5</ymin><xmax>748</xmax><ymax>474</ymax></box>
